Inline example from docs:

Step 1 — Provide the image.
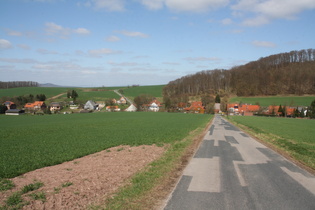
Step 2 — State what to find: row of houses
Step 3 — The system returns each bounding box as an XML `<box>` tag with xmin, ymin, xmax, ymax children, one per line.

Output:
<box><xmin>227</xmin><ymin>103</ymin><xmax>308</xmax><ymax>116</ymax></box>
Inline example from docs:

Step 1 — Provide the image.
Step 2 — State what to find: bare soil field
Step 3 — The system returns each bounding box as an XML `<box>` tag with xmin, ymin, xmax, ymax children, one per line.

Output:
<box><xmin>0</xmin><ymin>145</ymin><xmax>165</xmax><ymax>209</ymax></box>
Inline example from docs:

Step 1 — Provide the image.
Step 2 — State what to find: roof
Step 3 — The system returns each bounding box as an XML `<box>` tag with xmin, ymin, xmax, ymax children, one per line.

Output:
<box><xmin>24</xmin><ymin>101</ymin><xmax>45</xmax><ymax>108</ymax></box>
<box><xmin>3</xmin><ymin>101</ymin><xmax>15</xmax><ymax>106</ymax></box>
<box><xmin>5</xmin><ymin>109</ymin><xmax>24</xmax><ymax>114</ymax></box>
<box><xmin>86</xmin><ymin>100</ymin><xmax>97</xmax><ymax>106</ymax></box>
<box><xmin>185</xmin><ymin>101</ymin><xmax>205</xmax><ymax>111</ymax></box>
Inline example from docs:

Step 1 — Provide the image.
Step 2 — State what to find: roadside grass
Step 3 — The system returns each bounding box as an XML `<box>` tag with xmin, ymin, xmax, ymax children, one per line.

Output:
<box><xmin>0</xmin><ymin>179</ymin><xmax>15</xmax><ymax>191</ymax></box>
<box><xmin>2</xmin><ymin>181</ymin><xmax>45</xmax><ymax>209</ymax></box>
<box><xmin>0</xmin><ymin>112</ymin><xmax>211</xmax><ymax>178</ymax></box>
<box><xmin>227</xmin><ymin>116</ymin><xmax>315</xmax><ymax>170</ymax></box>
<box><xmin>229</xmin><ymin>95</ymin><xmax>315</xmax><ymax>107</ymax></box>
<box><xmin>91</xmin><ymin>115</ymin><xmax>213</xmax><ymax>209</ymax></box>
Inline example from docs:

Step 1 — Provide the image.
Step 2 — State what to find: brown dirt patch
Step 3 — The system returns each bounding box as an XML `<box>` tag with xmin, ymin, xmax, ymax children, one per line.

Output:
<box><xmin>0</xmin><ymin>145</ymin><xmax>165</xmax><ymax>209</ymax></box>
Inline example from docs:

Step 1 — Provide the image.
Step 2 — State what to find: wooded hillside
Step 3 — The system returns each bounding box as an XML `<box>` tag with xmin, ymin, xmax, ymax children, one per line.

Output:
<box><xmin>163</xmin><ymin>49</ymin><xmax>315</xmax><ymax>98</ymax></box>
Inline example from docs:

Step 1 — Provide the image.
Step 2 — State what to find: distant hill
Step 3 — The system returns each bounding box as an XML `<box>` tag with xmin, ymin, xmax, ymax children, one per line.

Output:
<box><xmin>39</xmin><ymin>83</ymin><xmax>62</xmax><ymax>87</ymax></box>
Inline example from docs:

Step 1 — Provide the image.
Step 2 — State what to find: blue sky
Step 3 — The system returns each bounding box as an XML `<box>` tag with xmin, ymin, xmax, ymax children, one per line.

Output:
<box><xmin>1</xmin><ymin>0</ymin><xmax>315</xmax><ymax>87</ymax></box>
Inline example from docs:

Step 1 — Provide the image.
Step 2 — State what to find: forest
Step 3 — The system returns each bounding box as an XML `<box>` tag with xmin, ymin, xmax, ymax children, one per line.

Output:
<box><xmin>0</xmin><ymin>81</ymin><xmax>39</xmax><ymax>89</ymax></box>
<box><xmin>163</xmin><ymin>49</ymin><xmax>315</xmax><ymax>99</ymax></box>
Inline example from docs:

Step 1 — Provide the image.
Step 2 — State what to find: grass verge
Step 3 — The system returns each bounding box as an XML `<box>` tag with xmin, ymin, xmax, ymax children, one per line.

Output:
<box><xmin>91</xmin><ymin>115</ymin><xmax>213</xmax><ymax>210</ymax></box>
<box><xmin>226</xmin><ymin>116</ymin><xmax>315</xmax><ymax>174</ymax></box>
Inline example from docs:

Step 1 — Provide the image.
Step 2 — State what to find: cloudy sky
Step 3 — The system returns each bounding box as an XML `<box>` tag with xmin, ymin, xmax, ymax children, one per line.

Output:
<box><xmin>1</xmin><ymin>0</ymin><xmax>315</xmax><ymax>87</ymax></box>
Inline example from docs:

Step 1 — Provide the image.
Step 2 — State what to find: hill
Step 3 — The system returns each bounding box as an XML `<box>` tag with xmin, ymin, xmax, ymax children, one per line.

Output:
<box><xmin>163</xmin><ymin>49</ymin><xmax>315</xmax><ymax>98</ymax></box>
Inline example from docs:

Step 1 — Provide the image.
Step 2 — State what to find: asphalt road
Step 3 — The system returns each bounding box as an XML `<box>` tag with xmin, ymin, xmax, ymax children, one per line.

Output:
<box><xmin>164</xmin><ymin>115</ymin><xmax>315</xmax><ymax>210</ymax></box>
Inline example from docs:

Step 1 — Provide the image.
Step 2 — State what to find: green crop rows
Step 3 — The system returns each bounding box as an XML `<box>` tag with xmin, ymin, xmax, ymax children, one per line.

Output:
<box><xmin>0</xmin><ymin>112</ymin><xmax>210</xmax><ymax>178</ymax></box>
<box><xmin>229</xmin><ymin>116</ymin><xmax>315</xmax><ymax>169</ymax></box>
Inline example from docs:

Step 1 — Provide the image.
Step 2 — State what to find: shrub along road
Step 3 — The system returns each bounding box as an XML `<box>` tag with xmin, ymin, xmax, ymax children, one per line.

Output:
<box><xmin>164</xmin><ymin>115</ymin><xmax>315</xmax><ymax>210</ymax></box>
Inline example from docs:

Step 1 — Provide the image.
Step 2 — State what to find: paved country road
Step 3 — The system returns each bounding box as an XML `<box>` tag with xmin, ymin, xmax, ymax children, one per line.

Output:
<box><xmin>164</xmin><ymin>115</ymin><xmax>315</xmax><ymax>210</ymax></box>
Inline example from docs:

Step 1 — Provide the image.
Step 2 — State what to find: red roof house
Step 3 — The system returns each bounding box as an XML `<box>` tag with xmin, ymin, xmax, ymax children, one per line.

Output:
<box><xmin>184</xmin><ymin>101</ymin><xmax>205</xmax><ymax>114</ymax></box>
<box><xmin>24</xmin><ymin>101</ymin><xmax>46</xmax><ymax>110</ymax></box>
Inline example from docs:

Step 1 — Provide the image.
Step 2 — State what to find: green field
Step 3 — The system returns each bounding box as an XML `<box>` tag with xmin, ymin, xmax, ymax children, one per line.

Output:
<box><xmin>0</xmin><ymin>87</ymin><xmax>71</xmax><ymax>99</ymax></box>
<box><xmin>229</xmin><ymin>116</ymin><xmax>315</xmax><ymax>169</ymax></box>
<box><xmin>0</xmin><ymin>112</ymin><xmax>211</xmax><ymax>178</ymax></box>
<box><xmin>230</xmin><ymin>96</ymin><xmax>315</xmax><ymax>107</ymax></box>
<box><xmin>0</xmin><ymin>85</ymin><xmax>165</xmax><ymax>103</ymax></box>
<box><xmin>122</xmin><ymin>85</ymin><xmax>164</xmax><ymax>98</ymax></box>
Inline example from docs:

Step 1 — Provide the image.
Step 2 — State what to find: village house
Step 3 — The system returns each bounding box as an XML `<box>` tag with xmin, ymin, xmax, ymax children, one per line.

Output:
<box><xmin>3</xmin><ymin>101</ymin><xmax>16</xmax><ymax>110</ymax></box>
<box><xmin>50</xmin><ymin>102</ymin><xmax>62</xmax><ymax>112</ymax></box>
<box><xmin>117</xmin><ymin>97</ymin><xmax>127</xmax><ymax>104</ymax></box>
<box><xmin>24</xmin><ymin>101</ymin><xmax>47</xmax><ymax>111</ymax></box>
<box><xmin>184</xmin><ymin>101</ymin><xmax>205</xmax><ymax>114</ymax></box>
<box><xmin>106</xmin><ymin>106</ymin><xmax>120</xmax><ymax>112</ymax></box>
<box><xmin>125</xmin><ymin>104</ymin><xmax>137</xmax><ymax>112</ymax></box>
<box><xmin>228</xmin><ymin>103</ymin><xmax>260</xmax><ymax>116</ymax></box>
<box><xmin>5</xmin><ymin>109</ymin><xmax>25</xmax><ymax>115</ymax></box>
<box><xmin>84</xmin><ymin>100</ymin><xmax>98</xmax><ymax>110</ymax></box>
<box><xmin>177</xmin><ymin>102</ymin><xmax>187</xmax><ymax>111</ymax></box>
<box><xmin>268</xmin><ymin>105</ymin><xmax>296</xmax><ymax>116</ymax></box>
<box><xmin>146</xmin><ymin>99</ymin><xmax>162</xmax><ymax>112</ymax></box>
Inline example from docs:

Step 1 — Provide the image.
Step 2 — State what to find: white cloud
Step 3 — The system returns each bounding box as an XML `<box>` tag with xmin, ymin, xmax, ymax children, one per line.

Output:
<box><xmin>0</xmin><ymin>58</ymin><xmax>37</xmax><ymax>64</ymax></box>
<box><xmin>45</xmin><ymin>22</ymin><xmax>90</xmax><ymax>38</ymax></box>
<box><xmin>232</xmin><ymin>0</ymin><xmax>315</xmax><ymax>26</ymax></box>
<box><xmin>116</xmin><ymin>30</ymin><xmax>149</xmax><ymax>38</ymax></box>
<box><xmin>0</xmin><ymin>39</ymin><xmax>13</xmax><ymax>49</ymax></box>
<box><xmin>163</xmin><ymin>62</ymin><xmax>180</xmax><ymax>65</ymax></box>
<box><xmin>88</xmin><ymin>48</ymin><xmax>122</xmax><ymax>57</ymax></box>
<box><xmin>17</xmin><ymin>44</ymin><xmax>31</xmax><ymax>50</ymax></box>
<box><xmin>108</xmin><ymin>61</ymin><xmax>139</xmax><ymax>66</ymax></box>
<box><xmin>84</xmin><ymin>0</ymin><xmax>125</xmax><ymax>11</ymax></box>
<box><xmin>165</xmin><ymin>0</ymin><xmax>229</xmax><ymax>12</ymax></box>
<box><xmin>73</xmin><ymin>28</ymin><xmax>91</xmax><ymax>35</ymax></box>
<box><xmin>5</xmin><ymin>29</ymin><xmax>23</xmax><ymax>36</ymax></box>
<box><xmin>106</xmin><ymin>35</ymin><xmax>121</xmax><ymax>42</ymax></box>
<box><xmin>221</xmin><ymin>18</ymin><xmax>233</xmax><ymax>25</ymax></box>
<box><xmin>138</xmin><ymin>0</ymin><xmax>164</xmax><ymax>10</ymax></box>
<box><xmin>36</xmin><ymin>48</ymin><xmax>59</xmax><ymax>55</ymax></box>
<box><xmin>251</xmin><ymin>40</ymin><xmax>276</xmax><ymax>48</ymax></box>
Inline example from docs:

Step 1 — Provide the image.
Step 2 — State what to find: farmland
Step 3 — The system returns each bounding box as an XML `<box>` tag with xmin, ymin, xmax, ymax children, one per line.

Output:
<box><xmin>230</xmin><ymin>95</ymin><xmax>315</xmax><ymax>107</ymax></box>
<box><xmin>0</xmin><ymin>85</ymin><xmax>165</xmax><ymax>103</ymax></box>
<box><xmin>0</xmin><ymin>112</ymin><xmax>211</xmax><ymax>178</ymax></box>
<box><xmin>122</xmin><ymin>85</ymin><xmax>164</xmax><ymax>98</ymax></box>
<box><xmin>228</xmin><ymin>116</ymin><xmax>315</xmax><ymax>170</ymax></box>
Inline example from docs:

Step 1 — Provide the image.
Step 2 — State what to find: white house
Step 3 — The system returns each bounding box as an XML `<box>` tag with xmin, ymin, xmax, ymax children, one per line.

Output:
<box><xmin>84</xmin><ymin>100</ymin><xmax>98</xmax><ymax>110</ymax></box>
<box><xmin>125</xmin><ymin>104</ymin><xmax>137</xmax><ymax>112</ymax></box>
<box><xmin>149</xmin><ymin>102</ymin><xmax>160</xmax><ymax>112</ymax></box>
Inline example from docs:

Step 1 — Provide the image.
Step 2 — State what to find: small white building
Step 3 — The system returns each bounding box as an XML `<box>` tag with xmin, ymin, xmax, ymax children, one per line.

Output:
<box><xmin>149</xmin><ymin>102</ymin><xmax>160</xmax><ymax>112</ymax></box>
<box><xmin>84</xmin><ymin>100</ymin><xmax>98</xmax><ymax>110</ymax></box>
<box><xmin>125</xmin><ymin>104</ymin><xmax>137</xmax><ymax>112</ymax></box>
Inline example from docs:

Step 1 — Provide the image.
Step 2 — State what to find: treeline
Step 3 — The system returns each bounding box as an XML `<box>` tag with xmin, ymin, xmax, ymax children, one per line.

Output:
<box><xmin>163</xmin><ymin>49</ymin><xmax>315</xmax><ymax>98</ymax></box>
<box><xmin>0</xmin><ymin>81</ymin><xmax>39</xmax><ymax>89</ymax></box>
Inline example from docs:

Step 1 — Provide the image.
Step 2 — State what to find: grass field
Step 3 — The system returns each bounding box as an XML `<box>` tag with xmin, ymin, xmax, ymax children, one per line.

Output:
<box><xmin>0</xmin><ymin>87</ymin><xmax>71</xmax><ymax>99</ymax></box>
<box><xmin>0</xmin><ymin>85</ymin><xmax>165</xmax><ymax>103</ymax></box>
<box><xmin>228</xmin><ymin>116</ymin><xmax>315</xmax><ymax>169</ymax></box>
<box><xmin>0</xmin><ymin>112</ymin><xmax>211</xmax><ymax>178</ymax></box>
<box><xmin>122</xmin><ymin>85</ymin><xmax>164</xmax><ymax>98</ymax></box>
<box><xmin>230</xmin><ymin>96</ymin><xmax>315</xmax><ymax>107</ymax></box>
